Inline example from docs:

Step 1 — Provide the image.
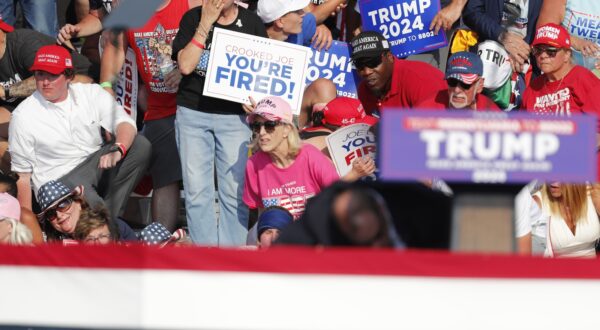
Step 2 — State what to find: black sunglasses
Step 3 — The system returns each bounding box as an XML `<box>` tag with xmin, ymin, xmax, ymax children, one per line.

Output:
<box><xmin>45</xmin><ymin>197</ymin><xmax>74</xmax><ymax>221</ymax></box>
<box><xmin>447</xmin><ymin>78</ymin><xmax>476</xmax><ymax>90</ymax></box>
<box><xmin>353</xmin><ymin>54</ymin><xmax>384</xmax><ymax>70</ymax></box>
<box><xmin>532</xmin><ymin>46</ymin><xmax>561</xmax><ymax>58</ymax></box>
<box><xmin>250</xmin><ymin>120</ymin><xmax>281</xmax><ymax>134</ymax></box>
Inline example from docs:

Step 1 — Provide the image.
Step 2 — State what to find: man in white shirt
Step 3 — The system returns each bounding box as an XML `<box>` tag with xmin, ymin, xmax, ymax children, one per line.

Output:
<box><xmin>9</xmin><ymin>45</ymin><xmax>150</xmax><ymax>219</ymax></box>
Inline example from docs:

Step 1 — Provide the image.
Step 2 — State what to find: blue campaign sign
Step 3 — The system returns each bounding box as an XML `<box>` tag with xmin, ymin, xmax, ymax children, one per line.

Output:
<box><xmin>378</xmin><ymin>109</ymin><xmax>597</xmax><ymax>183</ymax></box>
<box><xmin>359</xmin><ymin>0</ymin><xmax>448</xmax><ymax>58</ymax></box>
<box><xmin>305</xmin><ymin>41</ymin><xmax>361</xmax><ymax>99</ymax></box>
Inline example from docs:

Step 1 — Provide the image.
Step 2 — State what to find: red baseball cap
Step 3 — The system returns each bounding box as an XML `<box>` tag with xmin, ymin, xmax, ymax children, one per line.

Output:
<box><xmin>321</xmin><ymin>97</ymin><xmax>378</xmax><ymax>127</ymax></box>
<box><xmin>29</xmin><ymin>45</ymin><xmax>73</xmax><ymax>75</ymax></box>
<box><xmin>0</xmin><ymin>18</ymin><xmax>14</xmax><ymax>33</ymax></box>
<box><xmin>532</xmin><ymin>23</ymin><xmax>571</xmax><ymax>48</ymax></box>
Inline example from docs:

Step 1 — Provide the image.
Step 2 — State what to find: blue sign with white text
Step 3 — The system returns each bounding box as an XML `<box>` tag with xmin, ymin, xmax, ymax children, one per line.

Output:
<box><xmin>305</xmin><ymin>41</ymin><xmax>360</xmax><ymax>99</ymax></box>
<box><xmin>359</xmin><ymin>0</ymin><xmax>448</xmax><ymax>58</ymax></box>
<box><xmin>379</xmin><ymin>110</ymin><xmax>597</xmax><ymax>183</ymax></box>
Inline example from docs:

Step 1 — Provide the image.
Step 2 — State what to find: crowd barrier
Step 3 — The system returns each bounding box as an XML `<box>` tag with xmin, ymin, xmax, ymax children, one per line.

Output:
<box><xmin>1</xmin><ymin>244</ymin><xmax>599</xmax><ymax>329</ymax></box>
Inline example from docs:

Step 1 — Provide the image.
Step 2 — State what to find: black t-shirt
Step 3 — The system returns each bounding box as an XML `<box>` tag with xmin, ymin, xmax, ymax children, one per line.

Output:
<box><xmin>0</xmin><ymin>29</ymin><xmax>93</xmax><ymax>110</ymax></box>
<box><xmin>171</xmin><ymin>6</ymin><xmax>267</xmax><ymax>115</ymax></box>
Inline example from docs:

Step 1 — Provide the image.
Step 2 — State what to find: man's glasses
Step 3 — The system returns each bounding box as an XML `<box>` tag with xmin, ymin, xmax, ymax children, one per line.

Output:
<box><xmin>250</xmin><ymin>120</ymin><xmax>281</xmax><ymax>134</ymax></box>
<box><xmin>353</xmin><ymin>55</ymin><xmax>383</xmax><ymax>71</ymax></box>
<box><xmin>447</xmin><ymin>78</ymin><xmax>476</xmax><ymax>90</ymax></box>
<box><xmin>532</xmin><ymin>46</ymin><xmax>561</xmax><ymax>58</ymax></box>
<box><xmin>46</xmin><ymin>197</ymin><xmax>74</xmax><ymax>221</ymax></box>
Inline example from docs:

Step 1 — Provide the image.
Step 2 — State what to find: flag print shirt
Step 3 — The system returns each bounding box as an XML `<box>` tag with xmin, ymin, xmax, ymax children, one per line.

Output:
<box><xmin>243</xmin><ymin>144</ymin><xmax>339</xmax><ymax>220</ymax></box>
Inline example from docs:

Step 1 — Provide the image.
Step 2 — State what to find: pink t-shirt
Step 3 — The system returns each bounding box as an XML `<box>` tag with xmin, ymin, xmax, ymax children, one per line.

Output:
<box><xmin>243</xmin><ymin>144</ymin><xmax>339</xmax><ymax>219</ymax></box>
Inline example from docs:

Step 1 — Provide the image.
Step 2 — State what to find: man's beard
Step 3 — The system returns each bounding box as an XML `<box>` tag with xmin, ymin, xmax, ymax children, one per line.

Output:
<box><xmin>449</xmin><ymin>92</ymin><xmax>469</xmax><ymax>109</ymax></box>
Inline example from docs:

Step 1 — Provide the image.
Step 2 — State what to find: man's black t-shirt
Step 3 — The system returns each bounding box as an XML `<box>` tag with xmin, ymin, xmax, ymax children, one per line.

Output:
<box><xmin>0</xmin><ymin>29</ymin><xmax>93</xmax><ymax>110</ymax></box>
<box><xmin>171</xmin><ymin>6</ymin><xmax>267</xmax><ymax>115</ymax></box>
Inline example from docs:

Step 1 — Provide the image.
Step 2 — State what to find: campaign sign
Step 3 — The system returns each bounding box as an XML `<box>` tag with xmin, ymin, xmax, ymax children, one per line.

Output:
<box><xmin>379</xmin><ymin>110</ymin><xmax>597</xmax><ymax>183</ymax></box>
<box><xmin>327</xmin><ymin>123</ymin><xmax>377</xmax><ymax>177</ymax></box>
<box><xmin>306</xmin><ymin>41</ymin><xmax>360</xmax><ymax>99</ymax></box>
<box><xmin>204</xmin><ymin>28</ymin><xmax>311</xmax><ymax>114</ymax></box>
<box><xmin>114</xmin><ymin>48</ymin><xmax>138</xmax><ymax>121</ymax></box>
<box><xmin>359</xmin><ymin>0</ymin><xmax>447</xmax><ymax>58</ymax></box>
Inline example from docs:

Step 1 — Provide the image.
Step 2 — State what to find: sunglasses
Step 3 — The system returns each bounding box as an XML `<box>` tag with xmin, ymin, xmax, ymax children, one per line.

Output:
<box><xmin>447</xmin><ymin>78</ymin><xmax>476</xmax><ymax>90</ymax></box>
<box><xmin>532</xmin><ymin>46</ymin><xmax>561</xmax><ymax>58</ymax></box>
<box><xmin>353</xmin><ymin>55</ymin><xmax>383</xmax><ymax>71</ymax></box>
<box><xmin>45</xmin><ymin>197</ymin><xmax>74</xmax><ymax>221</ymax></box>
<box><xmin>250</xmin><ymin>120</ymin><xmax>281</xmax><ymax>134</ymax></box>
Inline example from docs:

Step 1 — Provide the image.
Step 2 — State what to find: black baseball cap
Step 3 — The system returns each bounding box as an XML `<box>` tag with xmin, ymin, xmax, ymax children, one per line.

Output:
<box><xmin>350</xmin><ymin>31</ymin><xmax>390</xmax><ymax>61</ymax></box>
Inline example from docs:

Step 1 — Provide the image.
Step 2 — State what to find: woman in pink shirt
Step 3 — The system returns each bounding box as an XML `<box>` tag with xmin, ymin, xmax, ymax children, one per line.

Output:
<box><xmin>243</xmin><ymin>96</ymin><xmax>369</xmax><ymax>220</ymax></box>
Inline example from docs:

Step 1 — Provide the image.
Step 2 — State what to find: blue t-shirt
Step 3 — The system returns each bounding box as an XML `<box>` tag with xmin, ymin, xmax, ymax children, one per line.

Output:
<box><xmin>286</xmin><ymin>12</ymin><xmax>317</xmax><ymax>46</ymax></box>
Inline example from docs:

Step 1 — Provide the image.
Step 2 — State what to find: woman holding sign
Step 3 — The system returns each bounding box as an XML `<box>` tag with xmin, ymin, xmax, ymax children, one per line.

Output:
<box><xmin>243</xmin><ymin>96</ymin><xmax>371</xmax><ymax>221</ymax></box>
<box><xmin>172</xmin><ymin>0</ymin><xmax>268</xmax><ymax>246</ymax></box>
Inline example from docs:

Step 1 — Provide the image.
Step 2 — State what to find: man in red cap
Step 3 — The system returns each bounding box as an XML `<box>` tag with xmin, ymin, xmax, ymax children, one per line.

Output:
<box><xmin>8</xmin><ymin>45</ymin><xmax>150</xmax><ymax>221</ymax></box>
<box><xmin>0</xmin><ymin>18</ymin><xmax>93</xmax><ymax>173</ymax></box>
<box><xmin>522</xmin><ymin>23</ymin><xmax>600</xmax><ymax>179</ymax></box>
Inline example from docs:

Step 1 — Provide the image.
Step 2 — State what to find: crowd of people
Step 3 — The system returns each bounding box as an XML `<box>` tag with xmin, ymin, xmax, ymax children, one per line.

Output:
<box><xmin>0</xmin><ymin>0</ymin><xmax>599</xmax><ymax>257</ymax></box>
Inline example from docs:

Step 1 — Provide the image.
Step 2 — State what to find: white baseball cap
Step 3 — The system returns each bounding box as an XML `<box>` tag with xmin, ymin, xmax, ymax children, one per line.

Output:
<box><xmin>257</xmin><ymin>0</ymin><xmax>310</xmax><ymax>23</ymax></box>
<box><xmin>477</xmin><ymin>40</ymin><xmax>512</xmax><ymax>90</ymax></box>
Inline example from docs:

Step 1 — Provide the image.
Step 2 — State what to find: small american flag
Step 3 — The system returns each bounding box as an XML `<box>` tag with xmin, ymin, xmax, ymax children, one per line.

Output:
<box><xmin>262</xmin><ymin>198</ymin><xmax>279</xmax><ymax>208</ymax></box>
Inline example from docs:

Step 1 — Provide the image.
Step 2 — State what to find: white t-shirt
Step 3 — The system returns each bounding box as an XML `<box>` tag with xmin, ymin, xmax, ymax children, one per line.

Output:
<box><xmin>9</xmin><ymin>83</ymin><xmax>137</xmax><ymax>193</ymax></box>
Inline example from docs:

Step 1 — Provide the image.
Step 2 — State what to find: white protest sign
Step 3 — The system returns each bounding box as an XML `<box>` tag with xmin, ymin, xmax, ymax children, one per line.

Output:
<box><xmin>203</xmin><ymin>28</ymin><xmax>311</xmax><ymax>114</ymax></box>
<box><xmin>326</xmin><ymin>123</ymin><xmax>377</xmax><ymax>177</ymax></box>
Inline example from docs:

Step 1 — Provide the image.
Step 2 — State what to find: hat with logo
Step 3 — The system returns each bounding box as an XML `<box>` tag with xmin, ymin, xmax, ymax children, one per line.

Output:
<box><xmin>247</xmin><ymin>96</ymin><xmax>294</xmax><ymax>124</ymax></box>
<box><xmin>350</xmin><ymin>31</ymin><xmax>390</xmax><ymax>61</ymax></box>
<box><xmin>257</xmin><ymin>0</ymin><xmax>309</xmax><ymax>23</ymax></box>
<box><xmin>477</xmin><ymin>40</ymin><xmax>512</xmax><ymax>89</ymax></box>
<box><xmin>532</xmin><ymin>23</ymin><xmax>571</xmax><ymax>48</ymax></box>
<box><xmin>0</xmin><ymin>18</ymin><xmax>14</xmax><ymax>33</ymax></box>
<box><xmin>29</xmin><ymin>45</ymin><xmax>74</xmax><ymax>75</ymax></box>
<box><xmin>445</xmin><ymin>51</ymin><xmax>484</xmax><ymax>84</ymax></box>
<box><xmin>321</xmin><ymin>97</ymin><xmax>378</xmax><ymax>127</ymax></box>
<box><xmin>36</xmin><ymin>180</ymin><xmax>83</xmax><ymax>219</ymax></box>
<box><xmin>0</xmin><ymin>193</ymin><xmax>20</xmax><ymax>221</ymax></box>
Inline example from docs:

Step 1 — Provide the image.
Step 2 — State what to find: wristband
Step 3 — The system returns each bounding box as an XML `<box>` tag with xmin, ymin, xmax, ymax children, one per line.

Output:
<box><xmin>190</xmin><ymin>38</ymin><xmax>205</xmax><ymax>49</ymax></box>
<box><xmin>114</xmin><ymin>142</ymin><xmax>127</xmax><ymax>157</ymax></box>
<box><xmin>100</xmin><ymin>81</ymin><xmax>112</xmax><ymax>88</ymax></box>
<box><xmin>3</xmin><ymin>85</ymin><xmax>9</xmax><ymax>100</ymax></box>
<box><xmin>109</xmin><ymin>142</ymin><xmax>127</xmax><ymax>158</ymax></box>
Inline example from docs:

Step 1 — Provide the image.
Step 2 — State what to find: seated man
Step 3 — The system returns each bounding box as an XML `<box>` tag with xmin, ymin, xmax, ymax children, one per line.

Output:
<box><xmin>416</xmin><ymin>51</ymin><xmax>500</xmax><ymax>111</ymax></box>
<box><xmin>0</xmin><ymin>18</ymin><xmax>93</xmax><ymax>173</ymax></box>
<box><xmin>8</xmin><ymin>45</ymin><xmax>151</xmax><ymax>220</ymax></box>
<box><xmin>350</xmin><ymin>31</ymin><xmax>447</xmax><ymax>116</ymax></box>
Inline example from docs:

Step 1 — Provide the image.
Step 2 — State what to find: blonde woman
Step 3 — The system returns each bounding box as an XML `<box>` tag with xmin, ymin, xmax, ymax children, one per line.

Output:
<box><xmin>528</xmin><ymin>182</ymin><xmax>600</xmax><ymax>257</ymax></box>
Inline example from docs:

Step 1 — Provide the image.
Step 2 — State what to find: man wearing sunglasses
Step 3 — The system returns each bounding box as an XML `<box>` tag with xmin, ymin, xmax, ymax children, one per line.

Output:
<box><xmin>417</xmin><ymin>51</ymin><xmax>500</xmax><ymax>111</ymax></box>
<box><xmin>8</xmin><ymin>45</ymin><xmax>151</xmax><ymax>221</ymax></box>
<box><xmin>522</xmin><ymin>23</ymin><xmax>600</xmax><ymax>178</ymax></box>
<box><xmin>351</xmin><ymin>31</ymin><xmax>447</xmax><ymax>117</ymax></box>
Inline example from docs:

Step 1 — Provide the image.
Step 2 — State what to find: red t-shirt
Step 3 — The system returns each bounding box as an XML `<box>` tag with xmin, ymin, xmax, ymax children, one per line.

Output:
<box><xmin>127</xmin><ymin>0</ymin><xmax>190</xmax><ymax>121</ymax></box>
<box><xmin>523</xmin><ymin>65</ymin><xmax>600</xmax><ymax>180</ymax></box>
<box><xmin>522</xmin><ymin>65</ymin><xmax>600</xmax><ymax>124</ymax></box>
<box><xmin>416</xmin><ymin>90</ymin><xmax>501</xmax><ymax>111</ymax></box>
<box><xmin>358</xmin><ymin>57</ymin><xmax>447</xmax><ymax>115</ymax></box>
